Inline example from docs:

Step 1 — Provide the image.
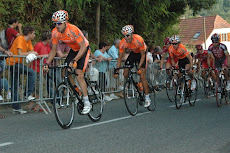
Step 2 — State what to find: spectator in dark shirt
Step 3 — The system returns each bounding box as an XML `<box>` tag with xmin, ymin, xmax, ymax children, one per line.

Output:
<box><xmin>5</xmin><ymin>18</ymin><xmax>23</xmax><ymax>49</ymax></box>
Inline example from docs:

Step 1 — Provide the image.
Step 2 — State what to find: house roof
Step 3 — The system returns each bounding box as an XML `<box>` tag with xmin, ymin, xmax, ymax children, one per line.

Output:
<box><xmin>179</xmin><ymin>15</ymin><xmax>230</xmax><ymax>45</ymax></box>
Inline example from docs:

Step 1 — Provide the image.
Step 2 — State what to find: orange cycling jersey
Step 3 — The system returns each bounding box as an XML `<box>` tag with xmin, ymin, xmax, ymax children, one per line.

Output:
<box><xmin>52</xmin><ymin>23</ymin><xmax>89</xmax><ymax>51</ymax></box>
<box><xmin>119</xmin><ymin>34</ymin><xmax>147</xmax><ymax>53</ymax></box>
<box><xmin>169</xmin><ymin>43</ymin><xmax>189</xmax><ymax>59</ymax></box>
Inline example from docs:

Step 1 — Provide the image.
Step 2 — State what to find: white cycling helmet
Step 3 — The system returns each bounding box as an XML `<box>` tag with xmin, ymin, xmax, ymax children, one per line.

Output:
<box><xmin>52</xmin><ymin>10</ymin><xmax>69</xmax><ymax>22</ymax></box>
<box><xmin>171</xmin><ymin>35</ymin><xmax>180</xmax><ymax>43</ymax></box>
<box><xmin>121</xmin><ymin>25</ymin><xmax>134</xmax><ymax>35</ymax></box>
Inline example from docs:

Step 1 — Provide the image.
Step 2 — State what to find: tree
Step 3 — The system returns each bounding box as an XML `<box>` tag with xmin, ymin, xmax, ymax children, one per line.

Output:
<box><xmin>0</xmin><ymin>0</ymin><xmax>217</xmax><ymax>47</ymax></box>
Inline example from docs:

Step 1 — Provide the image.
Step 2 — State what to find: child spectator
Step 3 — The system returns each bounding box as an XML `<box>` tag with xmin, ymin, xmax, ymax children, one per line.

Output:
<box><xmin>30</xmin><ymin>30</ymin><xmax>52</xmax><ymax>111</ymax></box>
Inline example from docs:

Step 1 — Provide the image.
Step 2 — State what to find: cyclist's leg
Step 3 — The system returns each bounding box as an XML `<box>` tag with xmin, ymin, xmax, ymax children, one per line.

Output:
<box><xmin>165</xmin><ymin>62</ymin><xmax>172</xmax><ymax>77</ymax></box>
<box><xmin>76</xmin><ymin>49</ymin><xmax>91</xmax><ymax>114</ymax></box>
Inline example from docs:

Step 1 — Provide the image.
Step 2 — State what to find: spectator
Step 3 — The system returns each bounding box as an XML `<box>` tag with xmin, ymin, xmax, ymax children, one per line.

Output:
<box><xmin>108</xmin><ymin>39</ymin><xmax>121</xmax><ymax>99</ymax></box>
<box><xmin>6</xmin><ymin>18</ymin><xmax>23</xmax><ymax>49</ymax></box>
<box><xmin>6</xmin><ymin>26</ymin><xmax>37</xmax><ymax>114</ymax></box>
<box><xmin>94</xmin><ymin>42</ymin><xmax>114</xmax><ymax>102</ymax></box>
<box><xmin>108</xmin><ymin>39</ymin><xmax>120</xmax><ymax>62</ymax></box>
<box><xmin>0</xmin><ymin>46</ymin><xmax>12</xmax><ymax>100</ymax></box>
<box><xmin>146</xmin><ymin>45</ymin><xmax>154</xmax><ymax>63</ymax></box>
<box><xmin>153</xmin><ymin>46</ymin><xmax>162</xmax><ymax>91</ymax></box>
<box><xmin>30</xmin><ymin>30</ymin><xmax>52</xmax><ymax>111</ymax></box>
<box><xmin>0</xmin><ymin>78</ymin><xmax>11</xmax><ymax>100</ymax></box>
<box><xmin>153</xmin><ymin>46</ymin><xmax>162</xmax><ymax>63</ymax></box>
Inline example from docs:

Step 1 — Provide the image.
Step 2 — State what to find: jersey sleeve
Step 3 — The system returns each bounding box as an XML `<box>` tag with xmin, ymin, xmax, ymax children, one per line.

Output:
<box><xmin>208</xmin><ymin>45</ymin><xmax>212</xmax><ymax>54</ymax></box>
<box><xmin>119</xmin><ymin>39</ymin><xmax>125</xmax><ymax>53</ymax></box>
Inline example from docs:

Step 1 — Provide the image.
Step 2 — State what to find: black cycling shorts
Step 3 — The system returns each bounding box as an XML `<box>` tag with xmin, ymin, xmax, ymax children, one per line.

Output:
<box><xmin>65</xmin><ymin>46</ymin><xmax>90</xmax><ymax>72</ymax></box>
<box><xmin>124</xmin><ymin>52</ymin><xmax>147</xmax><ymax>68</ymax></box>
<box><xmin>178</xmin><ymin>57</ymin><xmax>190</xmax><ymax>69</ymax></box>
<box><xmin>215</xmin><ymin>56</ymin><xmax>226</xmax><ymax>68</ymax></box>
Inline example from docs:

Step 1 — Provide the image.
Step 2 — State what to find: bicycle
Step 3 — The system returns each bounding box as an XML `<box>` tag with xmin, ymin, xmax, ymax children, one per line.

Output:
<box><xmin>165</xmin><ymin>69</ymin><xmax>178</xmax><ymax>103</ymax></box>
<box><xmin>114</xmin><ymin>64</ymin><xmax>156</xmax><ymax>116</ymax></box>
<box><xmin>215</xmin><ymin>68</ymin><xmax>230</xmax><ymax>107</ymax></box>
<box><xmin>50</xmin><ymin>63</ymin><xmax>103</xmax><ymax>129</ymax></box>
<box><xmin>202</xmin><ymin>68</ymin><xmax>215</xmax><ymax>98</ymax></box>
<box><xmin>174</xmin><ymin>68</ymin><xmax>198</xmax><ymax>109</ymax></box>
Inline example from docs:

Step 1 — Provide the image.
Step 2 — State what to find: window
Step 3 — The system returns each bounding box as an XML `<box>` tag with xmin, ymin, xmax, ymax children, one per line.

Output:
<box><xmin>193</xmin><ymin>32</ymin><xmax>201</xmax><ymax>39</ymax></box>
<box><xmin>221</xmin><ymin>33</ymin><xmax>227</xmax><ymax>41</ymax></box>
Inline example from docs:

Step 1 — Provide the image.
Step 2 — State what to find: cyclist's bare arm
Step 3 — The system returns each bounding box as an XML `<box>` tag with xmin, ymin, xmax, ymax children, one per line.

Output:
<box><xmin>116</xmin><ymin>51</ymin><xmax>125</xmax><ymax>68</ymax></box>
<box><xmin>225</xmin><ymin>52</ymin><xmax>230</xmax><ymax>66</ymax></box>
<box><xmin>46</xmin><ymin>43</ymin><xmax>57</xmax><ymax>64</ymax></box>
<box><xmin>160</xmin><ymin>53</ymin><xmax>167</xmax><ymax>69</ymax></box>
<box><xmin>207</xmin><ymin>53</ymin><xmax>211</xmax><ymax>67</ymax></box>
<box><xmin>74</xmin><ymin>41</ymin><xmax>87</xmax><ymax>61</ymax></box>
<box><xmin>187</xmin><ymin>54</ymin><xmax>193</xmax><ymax>68</ymax></box>
<box><xmin>138</xmin><ymin>49</ymin><xmax>146</xmax><ymax>69</ymax></box>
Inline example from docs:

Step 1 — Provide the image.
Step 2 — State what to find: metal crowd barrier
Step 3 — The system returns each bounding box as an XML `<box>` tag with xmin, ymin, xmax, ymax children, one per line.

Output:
<box><xmin>0</xmin><ymin>55</ymin><xmax>167</xmax><ymax>114</ymax></box>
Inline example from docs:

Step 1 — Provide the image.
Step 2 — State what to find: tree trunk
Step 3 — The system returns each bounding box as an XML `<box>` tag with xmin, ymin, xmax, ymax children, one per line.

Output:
<box><xmin>95</xmin><ymin>1</ymin><xmax>100</xmax><ymax>49</ymax></box>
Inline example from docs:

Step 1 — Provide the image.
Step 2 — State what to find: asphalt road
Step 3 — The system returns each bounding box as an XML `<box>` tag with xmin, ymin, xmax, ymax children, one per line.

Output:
<box><xmin>0</xmin><ymin>88</ymin><xmax>230</xmax><ymax>153</ymax></box>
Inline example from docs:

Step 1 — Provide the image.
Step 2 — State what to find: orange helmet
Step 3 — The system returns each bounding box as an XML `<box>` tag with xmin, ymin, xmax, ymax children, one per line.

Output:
<box><xmin>52</xmin><ymin>10</ymin><xmax>69</xmax><ymax>22</ymax></box>
<box><xmin>121</xmin><ymin>25</ymin><xmax>134</xmax><ymax>35</ymax></box>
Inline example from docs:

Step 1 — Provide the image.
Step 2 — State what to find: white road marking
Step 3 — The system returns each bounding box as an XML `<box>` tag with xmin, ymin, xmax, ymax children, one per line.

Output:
<box><xmin>169</xmin><ymin>99</ymin><xmax>201</xmax><ymax>107</ymax></box>
<box><xmin>0</xmin><ymin>142</ymin><xmax>14</xmax><ymax>147</ymax></box>
<box><xmin>71</xmin><ymin>111</ymin><xmax>151</xmax><ymax>130</ymax></box>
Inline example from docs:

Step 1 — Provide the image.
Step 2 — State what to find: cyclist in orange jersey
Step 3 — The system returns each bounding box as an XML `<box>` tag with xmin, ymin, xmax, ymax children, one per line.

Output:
<box><xmin>43</xmin><ymin>10</ymin><xmax>91</xmax><ymax>114</ymax></box>
<box><xmin>169</xmin><ymin>35</ymin><xmax>196</xmax><ymax>90</ymax></box>
<box><xmin>160</xmin><ymin>37</ymin><xmax>178</xmax><ymax>76</ymax></box>
<box><xmin>115</xmin><ymin>25</ymin><xmax>151</xmax><ymax>107</ymax></box>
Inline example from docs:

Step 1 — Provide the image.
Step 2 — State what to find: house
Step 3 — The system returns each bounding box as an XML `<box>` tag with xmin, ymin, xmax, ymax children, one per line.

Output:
<box><xmin>179</xmin><ymin>15</ymin><xmax>230</xmax><ymax>50</ymax></box>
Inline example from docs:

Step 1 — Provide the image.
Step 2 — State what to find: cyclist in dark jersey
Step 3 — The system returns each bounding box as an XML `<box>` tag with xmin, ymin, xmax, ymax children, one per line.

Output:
<box><xmin>207</xmin><ymin>33</ymin><xmax>230</xmax><ymax>90</ymax></box>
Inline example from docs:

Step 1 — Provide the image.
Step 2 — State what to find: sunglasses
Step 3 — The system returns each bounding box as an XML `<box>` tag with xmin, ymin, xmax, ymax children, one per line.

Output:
<box><xmin>54</xmin><ymin>22</ymin><xmax>64</xmax><ymax>26</ymax></box>
<box><xmin>124</xmin><ymin>34</ymin><xmax>131</xmax><ymax>37</ymax></box>
<box><xmin>172</xmin><ymin>43</ymin><xmax>179</xmax><ymax>45</ymax></box>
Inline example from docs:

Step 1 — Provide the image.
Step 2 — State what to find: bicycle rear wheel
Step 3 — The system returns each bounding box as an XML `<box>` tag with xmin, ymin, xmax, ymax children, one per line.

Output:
<box><xmin>215</xmin><ymin>78</ymin><xmax>223</xmax><ymax>107</ymax></box>
<box><xmin>123</xmin><ymin>80</ymin><xmax>138</xmax><ymax>116</ymax></box>
<box><xmin>166</xmin><ymin>77</ymin><xmax>176</xmax><ymax>102</ymax></box>
<box><xmin>188</xmin><ymin>78</ymin><xmax>198</xmax><ymax>106</ymax></box>
<box><xmin>53</xmin><ymin>82</ymin><xmax>75</xmax><ymax>129</ymax></box>
<box><xmin>87</xmin><ymin>81</ymin><xmax>103</xmax><ymax>122</ymax></box>
<box><xmin>175</xmin><ymin>80</ymin><xmax>184</xmax><ymax>109</ymax></box>
<box><xmin>147</xmin><ymin>81</ymin><xmax>156</xmax><ymax>111</ymax></box>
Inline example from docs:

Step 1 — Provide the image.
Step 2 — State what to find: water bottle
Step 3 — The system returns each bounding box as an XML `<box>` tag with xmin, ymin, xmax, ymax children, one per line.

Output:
<box><xmin>137</xmin><ymin>82</ymin><xmax>143</xmax><ymax>91</ymax></box>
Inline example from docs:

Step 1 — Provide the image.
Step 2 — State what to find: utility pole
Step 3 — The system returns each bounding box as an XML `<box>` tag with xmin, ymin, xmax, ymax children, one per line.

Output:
<box><xmin>203</xmin><ymin>16</ymin><xmax>207</xmax><ymax>49</ymax></box>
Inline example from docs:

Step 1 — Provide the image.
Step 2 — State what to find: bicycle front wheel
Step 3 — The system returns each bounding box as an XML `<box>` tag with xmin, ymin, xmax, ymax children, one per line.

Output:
<box><xmin>215</xmin><ymin>78</ymin><xmax>223</xmax><ymax>107</ymax></box>
<box><xmin>53</xmin><ymin>82</ymin><xmax>75</xmax><ymax>129</ymax></box>
<box><xmin>147</xmin><ymin>81</ymin><xmax>156</xmax><ymax>111</ymax></box>
<box><xmin>189</xmin><ymin>79</ymin><xmax>198</xmax><ymax>106</ymax></box>
<box><xmin>123</xmin><ymin>80</ymin><xmax>138</xmax><ymax>116</ymax></box>
<box><xmin>87</xmin><ymin>81</ymin><xmax>103</xmax><ymax>122</ymax></box>
<box><xmin>166</xmin><ymin>77</ymin><xmax>176</xmax><ymax>102</ymax></box>
<box><xmin>175</xmin><ymin>80</ymin><xmax>184</xmax><ymax>109</ymax></box>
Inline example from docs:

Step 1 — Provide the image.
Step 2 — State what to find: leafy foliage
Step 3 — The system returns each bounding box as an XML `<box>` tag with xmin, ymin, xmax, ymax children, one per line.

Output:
<box><xmin>0</xmin><ymin>0</ymin><xmax>216</xmax><ymax>47</ymax></box>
